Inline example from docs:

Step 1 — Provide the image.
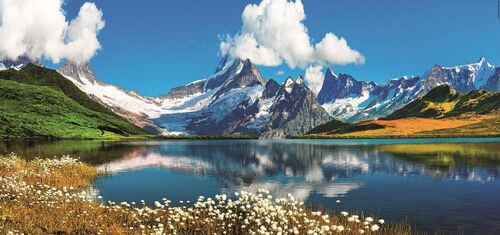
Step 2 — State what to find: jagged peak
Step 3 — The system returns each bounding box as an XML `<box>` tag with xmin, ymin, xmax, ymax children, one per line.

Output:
<box><xmin>478</xmin><ymin>56</ymin><xmax>487</xmax><ymax>64</ymax></box>
<box><xmin>325</xmin><ymin>67</ymin><xmax>338</xmax><ymax>80</ymax></box>
<box><xmin>296</xmin><ymin>75</ymin><xmax>304</xmax><ymax>85</ymax></box>
<box><xmin>240</xmin><ymin>58</ymin><xmax>257</xmax><ymax>73</ymax></box>
<box><xmin>431</xmin><ymin>64</ymin><xmax>442</xmax><ymax>70</ymax></box>
<box><xmin>57</xmin><ymin>61</ymin><xmax>97</xmax><ymax>84</ymax></box>
<box><xmin>214</xmin><ymin>54</ymin><xmax>231</xmax><ymax>73</ymax></box>
<box><xmin>442</xmin><ymin>57</ymin><xmax>494</xmax><ymax>71</ymax></box>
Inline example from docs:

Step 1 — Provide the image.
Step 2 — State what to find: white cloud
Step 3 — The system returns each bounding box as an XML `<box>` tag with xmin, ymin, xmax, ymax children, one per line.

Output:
<box><xmin>0</xmin><ymin>0</ymin><xmax>105</xmax><ymax>64</ymax></box>
<box><xmin>315</xmin><ymin>33</ymin><xmax>365</xmax><ymax>65</ymax></box>
<box><xmin>275</xmin><ymin>70</ymin><xmax>285</xmax><ymax>75</ymax></box>
<box><xmin>220</xmin><ymin>0</ymin><xmax>365</xmax><ymax>93</ymax></box>
<box><xmin>304</xmin><ymin>65</ymin><xmax>324</xmax><ymax>94</ymax></box>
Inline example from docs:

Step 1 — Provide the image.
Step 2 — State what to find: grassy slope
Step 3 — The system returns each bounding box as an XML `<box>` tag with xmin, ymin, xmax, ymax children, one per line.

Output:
<box><xmin>385</xmin><ymin>85</ymin><xmax>500</xmax><ymax>120</ymax></box>
<box><xmin>0</xmin><ymin>66</ymin><xmax>148</xmax><ymax>139</ymax></box>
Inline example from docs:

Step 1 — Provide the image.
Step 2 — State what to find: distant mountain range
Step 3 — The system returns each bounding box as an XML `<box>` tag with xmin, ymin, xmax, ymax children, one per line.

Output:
<box><xmin>1</xmin><ymin>56</ymin><xmax>499</xmax><ymax>138</ymax></box>
<box><xmin>318</xmin><ymin>57</ymin><xmax>498</xmax><ymax>122</ymax></box>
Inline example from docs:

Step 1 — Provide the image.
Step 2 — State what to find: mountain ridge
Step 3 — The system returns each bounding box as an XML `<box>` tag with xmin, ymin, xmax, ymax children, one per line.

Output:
<box><xmin>318</xmin><ymin>57</ymin><xmax>499</xmax><ymax>122</ymax></box>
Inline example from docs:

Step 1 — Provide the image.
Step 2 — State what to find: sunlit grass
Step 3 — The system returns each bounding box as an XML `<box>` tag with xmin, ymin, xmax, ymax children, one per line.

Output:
<box><xmin>0</xmin><ymin>154</ymin><xmax>415</xmax><ymax>234</ymax></box>
<box><xmin>299</xmin><ymin>114</ymin><xmax>499</xmax><ymax>138</ymax></box>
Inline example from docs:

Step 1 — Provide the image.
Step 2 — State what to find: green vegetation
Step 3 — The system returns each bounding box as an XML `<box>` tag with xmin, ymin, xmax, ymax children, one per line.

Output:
<box><xmin>306</xmin><ymin>120</ymin><xmax>348</xmax><ymax>134</ymax></box>
<box><xmin>306</xmin><ymin>120</ymin><xmax>385</xmax><ymax>136</ymax></box>
<box><xmin>384</xmin><ymin>85</ymin><xmax>500</xmax><ymax>120</ymax></box>
<box><xmin>0</xmin><ymin>65</ymin><xmax>148</xmax><ymax>139</ymax></box>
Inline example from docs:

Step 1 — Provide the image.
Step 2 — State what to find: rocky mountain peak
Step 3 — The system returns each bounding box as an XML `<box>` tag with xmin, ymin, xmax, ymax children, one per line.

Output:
<box><xmin>283</xmin><ymin>77</ymin><xmax>295</xmax><ymax>93</ymax></box>
<box><xmin>214</xmin><ymin>55</ymin><xmax>231</xmax><ymax>74</ymax></box>
<box><xmin>236</xmin><ymin>58</ymin><xmax>265</xmax><ymax>85</ymax></box>
<box><xmin>57</xmin><ymin>62</ymin><xmax>97</xmax><ymax>85</ymax></box>
<box><xmin>325</xmin><ymin>67</ymin><xmax>337</xmax><ymax>80</ymax></box>
<box><xmin>262</xmin><ymin>79</ymin><xmax>280</xmax><ymax>99</ymax></box>
<box><xmin>431</xmin><ymin>64</ymin><xmax>443</xmax><ymax>72</ymax></box>
<box><xmin>284</xmin><ymin>76</ymin><xmax>294</xmax><ymax>85</ymax></box>
<box><xmin>296</xmin><ymin>76</ymin><xmax>305</xmax><ymax>85</ymax></box>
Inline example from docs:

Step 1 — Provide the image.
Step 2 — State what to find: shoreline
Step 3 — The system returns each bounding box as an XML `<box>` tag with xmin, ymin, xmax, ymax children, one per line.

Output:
<box><xmin>1</xmin><ymin>134</ymin><xmax>500</xmax><ymax>141</ymax></box>
<box><xmin>289</xmin><ymin>134</ymin><xmax>500</xmax><ymax>139</ymax></box>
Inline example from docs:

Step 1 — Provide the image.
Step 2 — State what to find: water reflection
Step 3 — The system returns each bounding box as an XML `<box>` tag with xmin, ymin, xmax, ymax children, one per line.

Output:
<box><xmin>84</xmin><ymin>140</ymin><xmax>500</xmax><ymax>203</ymax></box>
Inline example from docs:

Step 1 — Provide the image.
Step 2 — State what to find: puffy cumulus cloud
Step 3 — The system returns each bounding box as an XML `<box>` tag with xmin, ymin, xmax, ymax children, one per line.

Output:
<box><xmin>0</xmin><ymin>0</ymin><xmax>104</xmax><ymax>64</ymax></box>
<box><xmin>220</xmin><ymin>33</ymin><xmax>281</xmax><ymax>67</ymax></box>
<box><xmin>220</xmin><ymin>0</ymin><xmax>365</xmax><ymax>93</ymax></box>
<box><xmin>304</xmin><ymin>65</ymin><xmax>324</xmax><ymax>94</ymax></box>
<box><xmin>275</xmin><ymin>70</ymin><xmax>285</xmax><ymax>76</ymax></box>
<box><xmin>220</xmin><ymin>0</ymin><xmax>313</xmax><ymax>68</ymax></box>
<box><xmin>315</xmin><ymin>33</ymin><xmax>365</xmax><ymax>65</ymax></box>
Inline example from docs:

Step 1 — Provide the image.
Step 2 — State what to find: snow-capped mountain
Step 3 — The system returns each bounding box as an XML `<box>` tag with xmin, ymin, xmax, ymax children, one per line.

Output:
<box><xmin>58</xmin><ymin>57</ymin><xmax>332</xmax><ymax>136</ymax></box>
<box><xmin>318</xmin><ymin>57</ymin><xmax>499</xmax><ymax>122</ymax></box>
<box><xmin>155</xmin><ymin>57</ymin><xmax>331</xmax><ymax>136</ymax></box>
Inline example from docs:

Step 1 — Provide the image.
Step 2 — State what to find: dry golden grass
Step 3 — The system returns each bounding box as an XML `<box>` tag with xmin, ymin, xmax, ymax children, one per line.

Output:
<box><xmin>0</xmin><ymin>155</ymin><xmax>417</xmax><ymax>235</ymax></box>
<box><xmin>310</xmin><ymin>114</ymin><xmax>497</xmax><ymax>138</ymax></box>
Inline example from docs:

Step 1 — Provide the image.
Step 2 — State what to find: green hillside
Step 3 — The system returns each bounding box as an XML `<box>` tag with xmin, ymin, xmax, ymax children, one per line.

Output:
<box><xmin>0</xmin><ymin>65</ymin><xmax>148</xmax><ymax>139</ymax></box>
<box><xmin>384</xmin><ymin>85</ymin><xmax>500</xmax><ymax>120</ymax></box>
<box><xmin>306</xmin><ymin>119</ymin><xmax>347</xmax><ymax>134</ymax></box>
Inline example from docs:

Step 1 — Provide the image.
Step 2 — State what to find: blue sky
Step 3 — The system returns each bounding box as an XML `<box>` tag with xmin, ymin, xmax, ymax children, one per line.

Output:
<box><xmin>61</xmin><ymin>0</ymin><xmax>500</xmax><ymax>96</ymax></box>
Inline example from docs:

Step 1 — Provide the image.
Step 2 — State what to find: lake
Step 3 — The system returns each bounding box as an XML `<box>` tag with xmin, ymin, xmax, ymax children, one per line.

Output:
<box><xmin>1</xmin><ymin>138</ymin><xmax>499</xmax><ymax>234</ymax></box>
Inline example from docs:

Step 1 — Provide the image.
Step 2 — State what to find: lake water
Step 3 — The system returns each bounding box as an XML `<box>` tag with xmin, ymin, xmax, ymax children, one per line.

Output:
<box><xmin>2</xmin><ymin>138</ymin><xmax>500</xmax><ymax>234</ymax></box>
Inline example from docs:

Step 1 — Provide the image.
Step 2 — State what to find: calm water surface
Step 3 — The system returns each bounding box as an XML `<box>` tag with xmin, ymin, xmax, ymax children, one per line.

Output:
<box><xmin>2</xmin><ymin>138</ymin><xmax>500</xmax><ymax>234</ymax></box>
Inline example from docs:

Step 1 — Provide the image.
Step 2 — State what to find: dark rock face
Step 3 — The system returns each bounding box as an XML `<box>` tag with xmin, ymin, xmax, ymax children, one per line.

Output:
<box><xmin>262</xmin><ymin>79</ymin><xmax>280</xmax><ymax>99</ymax></box>
<box><xmin>161</xmin><ymin>80</ymin><xmax>205</xmax><ymax>99</ymax></box>
<box><xmin>187</xmin><ymin>98</ymin><xmax>261</xmax><ymax>135</ymax></box>
<box><xmin>484</xmin><ymin>68</ymin><xmax>500</xmax><ymax>92</ymax></box>
<box><xmin>318</xmin><ymin>69</ymin><xmax>369</xmax><ymax>104</ymax></box>
<box><xmin>262</xmin><ymin>77</ymin><xmax>332</xmax><ymax>136</ymax></box>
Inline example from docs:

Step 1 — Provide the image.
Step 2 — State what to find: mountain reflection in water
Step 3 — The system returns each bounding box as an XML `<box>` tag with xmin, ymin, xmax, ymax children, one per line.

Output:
<box><xmin>89</xmin><ymin>140</ymin><xmax>500</xmax><ymax>202</ymax></box>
